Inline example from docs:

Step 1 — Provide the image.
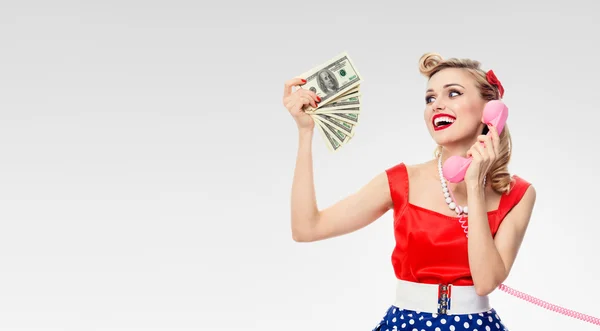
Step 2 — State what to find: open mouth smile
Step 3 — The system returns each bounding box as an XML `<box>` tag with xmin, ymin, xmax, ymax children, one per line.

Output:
<box><xmin>432</xmin><ymin>114</ymin><xmax>456</xmax><ymax>131</ymax></box>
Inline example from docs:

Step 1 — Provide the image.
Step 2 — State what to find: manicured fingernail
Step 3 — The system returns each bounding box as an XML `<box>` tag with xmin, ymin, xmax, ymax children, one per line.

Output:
<box><xmin>316</xmin><ymin>96</ymin><xmax>321</xmax><ymax>102</ymax></box>
<box><xmin>301</xmin><ymin>79</ymin><xmax>306</xmax><ymax>83</ymax></box>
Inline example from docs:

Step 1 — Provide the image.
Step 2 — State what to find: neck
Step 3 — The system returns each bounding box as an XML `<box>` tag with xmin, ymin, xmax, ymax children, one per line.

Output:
<box><xmin>438</xmin><ymin>144</ymin><xmax>472</xmax><ymax>164</ymax></box>
<box><xmin>437</xmin><ymin>142</ymin><xmax>488</xmax><ymax>192</ymax></box>
<box><xmin>437</xmin><ymin>143</ymin><xmax>477</xmax><ymax>191</ymax></box>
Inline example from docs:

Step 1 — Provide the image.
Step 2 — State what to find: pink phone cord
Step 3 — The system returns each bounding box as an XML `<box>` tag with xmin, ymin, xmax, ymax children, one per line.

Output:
<box><xmin>450</xmin><ymin>206</ymin><xmax>600</xmax><ymax>325</ymax></box>
<box><xmin>448</xmin><ymin>184</ymin><xmax>600</xmax><ymax>326</ymax></box>
<box><xmin>497</xmin><ymin>283</ymin><xmax>600</xmax><ymax>326</ymax></box>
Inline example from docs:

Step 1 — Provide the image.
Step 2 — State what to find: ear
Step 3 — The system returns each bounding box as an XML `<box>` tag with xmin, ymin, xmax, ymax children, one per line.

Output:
<box><xmin>481</xmin><ymin>124</ymin><xmax>489</xmax><ymax>135</ymax></box>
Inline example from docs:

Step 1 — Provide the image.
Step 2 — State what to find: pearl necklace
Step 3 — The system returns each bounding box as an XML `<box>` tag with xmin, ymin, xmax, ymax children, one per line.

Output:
<box><xmin>437</xmin><ymin>152</ymin><xmax>486</xmax><ymax>237</ymax></box>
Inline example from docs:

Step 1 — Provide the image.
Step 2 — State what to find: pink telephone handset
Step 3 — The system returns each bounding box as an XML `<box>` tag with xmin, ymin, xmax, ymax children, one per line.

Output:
<box><xmin>442</xmin><ymin>100</ymin><xmax>509</xmax><ymax>183</ymax></box>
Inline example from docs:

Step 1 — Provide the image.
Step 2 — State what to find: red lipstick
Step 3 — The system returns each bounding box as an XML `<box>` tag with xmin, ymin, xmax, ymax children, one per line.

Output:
<box><xmin>432</xmin><ymin>114</ymin><xmax>456</xmax><ymax>131</ymax></box>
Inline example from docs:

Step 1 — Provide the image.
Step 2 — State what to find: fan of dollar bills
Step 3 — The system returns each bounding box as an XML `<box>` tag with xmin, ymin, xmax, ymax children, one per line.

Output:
<box><xmin>298</xmin><ymin>52</ymin><xmax>362</xmax><ymax>152</ymax></box>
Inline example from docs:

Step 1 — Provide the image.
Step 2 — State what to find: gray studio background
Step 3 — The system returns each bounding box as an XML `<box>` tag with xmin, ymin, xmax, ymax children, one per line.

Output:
<box><xmin>0</xmin><ymin>1</ymin><xmax>598</xmax><ymax>330</ymax></box>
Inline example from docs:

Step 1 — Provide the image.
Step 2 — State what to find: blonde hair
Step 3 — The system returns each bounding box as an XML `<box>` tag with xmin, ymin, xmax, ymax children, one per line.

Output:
<box><xmin>419</xmin><ymin>52</ymin><xmax>513</xmax><ymax>194</ymax></box>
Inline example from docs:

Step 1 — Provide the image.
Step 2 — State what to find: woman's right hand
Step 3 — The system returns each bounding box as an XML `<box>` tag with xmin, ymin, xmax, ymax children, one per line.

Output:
<box><xmin>282</xmin><ymin>77</ymin><xmax>321</xmax><ymax>131</ymax></box>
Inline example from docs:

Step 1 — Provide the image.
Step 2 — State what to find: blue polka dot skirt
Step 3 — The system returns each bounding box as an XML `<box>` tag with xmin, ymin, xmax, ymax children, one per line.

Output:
<box><xmin>372</xmin><ymin>306</ymin><xmax>508</xmax><ymax>331</ymax></box>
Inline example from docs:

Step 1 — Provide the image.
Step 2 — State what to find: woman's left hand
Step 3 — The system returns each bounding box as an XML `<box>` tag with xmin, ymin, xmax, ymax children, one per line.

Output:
<box><xmin>464</xmin><ymin>124</ymin><xmax>500</xmax><ymax>188</ymax></box>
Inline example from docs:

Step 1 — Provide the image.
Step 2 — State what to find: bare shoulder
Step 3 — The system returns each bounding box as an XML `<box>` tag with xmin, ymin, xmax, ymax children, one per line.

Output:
<box><xmin>372</xmin><ymin>169</ymin><xmax>393</xmax><ymax>194</ymax></box>
<box><xmin>494</xmin><ymin>176</ymin><xmax>537</xmax><ymax>271</ymax></box>
<box><xmin>497</xmin><ymin>175</ymin><xmax>537</xmax><ymax>231</ymax></box>
<box><xmin>354</xmin><ymin>169</ymin><xmax>394</xmax><ymax>210</ymax></box>
<box><xmin>511</xmin><ymin>175</ymin><xmax>536</xmax><ymax>207</ymax></box>
<box><xmin>525</xmin><ymin>184</ymin><xmax>536</xmax><ymax>201</ymax></box>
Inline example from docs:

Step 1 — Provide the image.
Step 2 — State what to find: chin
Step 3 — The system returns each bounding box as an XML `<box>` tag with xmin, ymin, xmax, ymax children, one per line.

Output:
<box><xmin>429</xmin><ymin>126</ymin><xmax>459</xmax><ymax>145</ymax></box>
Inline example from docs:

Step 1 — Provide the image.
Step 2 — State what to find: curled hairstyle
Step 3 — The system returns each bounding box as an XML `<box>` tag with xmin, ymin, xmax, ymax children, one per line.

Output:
<box><xmin>419</xmin><ymin>52</ymin><xmax>513</xmax><ymax>194</ymax></box>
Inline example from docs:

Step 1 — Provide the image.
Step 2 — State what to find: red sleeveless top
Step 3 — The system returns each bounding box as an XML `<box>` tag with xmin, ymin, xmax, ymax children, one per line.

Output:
<box><xmin>385</xmin><ymin>163</ymin><xmax>531</xmax><ymax>286</ymax></box>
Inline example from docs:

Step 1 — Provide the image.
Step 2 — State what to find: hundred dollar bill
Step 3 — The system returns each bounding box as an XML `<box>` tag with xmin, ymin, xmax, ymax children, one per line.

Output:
<box><xmin>296</xmin><ymin>52</ymin><xmax>363</xmax><ymax>152</ymax></box>
<box><xmin>299</xmin><ymin>52</ymin><xmax>362</xmax><ymax>110</ymax></box>
<box><xmin>313</xmin><ymin>118</ymin><xmax>342</xmax><ymax>152</ymax></box>
<box><xmin>339</xmin><ymin>85</ymin><xmax>360</xmax><ymax>97</ymax></box>
<box><xmin>315</xmin><ymin>113</ymin><xmax>357</xmax><ymax>137</ymax></box>
<box><xmin>313</xmin><ymin>106</ymin><xmax>360</xmax><ymax>114</ymax></box>
<box><xmin>337</xmin><ymin>92</ymin><xmax>361</xmax><ymax>102</ymax></box>
<box><xmin>313</xmin><ymin>96</ymin><xmax>360</xmax><ymax>112</ymax></box>
<box><xmin>316</xmin><ymin>112</ymin><xmax>359</xmax><ymax>125</ymax></box>
<box><xmin>314</xmin><ymin>116</ymin><xmax>351</xmax><ymax>145</ymax></box>
<box><xmin>340</xmin><ymin>90</ymin><xmax>361</xmax><ymax>98</ymax></box>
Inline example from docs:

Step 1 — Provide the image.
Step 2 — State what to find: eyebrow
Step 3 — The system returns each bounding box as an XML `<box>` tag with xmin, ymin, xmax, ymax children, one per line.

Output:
<box><xmin>426</xmin><ymin>83</ymin><xmax>465</xmax><ymax>93</ymax></box>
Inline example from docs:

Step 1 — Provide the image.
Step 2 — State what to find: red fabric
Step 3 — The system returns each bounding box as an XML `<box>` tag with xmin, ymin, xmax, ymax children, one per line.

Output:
<box><xmin>385</xmin><ymin>163</ymin><xmax>531</xmax><ymax>286</ymax></box>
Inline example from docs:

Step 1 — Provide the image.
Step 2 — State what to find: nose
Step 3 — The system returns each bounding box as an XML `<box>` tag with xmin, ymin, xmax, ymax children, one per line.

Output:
<box><xmin>431</xmin><ymin>99</ymin><xmax>445</xmax><ymax>112</ymax></box>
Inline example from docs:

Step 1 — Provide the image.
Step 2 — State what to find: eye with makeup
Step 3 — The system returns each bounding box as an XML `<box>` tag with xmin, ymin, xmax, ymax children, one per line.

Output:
<box><xmin>425</xmin><ymin>89</ymin><xmax>463</xmax><ymax>104</ymax></box>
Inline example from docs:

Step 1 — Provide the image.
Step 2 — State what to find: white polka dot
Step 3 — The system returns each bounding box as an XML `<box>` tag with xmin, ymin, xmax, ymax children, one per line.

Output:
<box><xmin>488</xmin><ymin>316</ymin><xmax>493</xmax><ymax>322</ymax></box>
<box><xmin>426</xmin><ymin>321</ymin><xmax>433</xmax><ymax>327</ymax></box>
<box><xmin>477</xmin><ymin>319</ymin><xmax>483</xmax><ymax>325</ymax></box>
<box><xmin>486</xmin><ymin>326</ymin><xmax>491</xmax><ymax>331</ymax></box>
<box><xmin>401</xmin><ymin>315</ymin><xmax>404</xmax><ymax>319</ymax></box>
<box><xmin>478</xmin><ymin>313</ymin><xmax>484</xmax><ymax>317</ymax></box>
<box><xmin>435</xmin><ymin>328</ymin><xmax>441</xmax><ymax>331</ymax></box>
<box><xmin>454</xmin><ymin>316</ymin><xmax>460</xmax><ymax>322</ymax></box>
<box><xmin>392</xmin><ymin>317</ymin><xmax>396</xmax><ymax>323</ymax></box>
<box><xmin>464</xmin><ymin>322</ymin><xmax>470</xmax><ymax>328</ymax></box>
<box><xmin>432</xmin><ymin>313</ymin><xmax>438</xmax><ymax>318</ymax></box>
<box><xmin>450</xmin><ymin>326</ymin><xmax>456</xmax><ymax>331</ymax></box>
<box><xmin>409</xmin><ymin>319</ymin><xmax>415</xmax><ymax>325</ymax></box>
<box><xmin>468</xmin><ymin>314</ymin><xmax>473</xmax><ymax>320</ymax></box>
<box><xmin>408</xmin><ymin>314</ymin><xmax>413</xmax><ymax>317</ymax></box>
<box><xmin>441</xmin><ymin>318</ymin><xmax>447</xmax><ymax>324</ymax></box>
<box><xmin>393</xmin><ymin>308</ymin><xmax>396</xmax><ymax>314</ymax></box>
<box><xmin>402</xmin><ymin>323</ymin><xmax>406</xmax><ymax>328</ymax></box>
<box><xmin>496</xmin><ymin>322</ymin><xmax>500</xmax><ymax>329</ymax></box>
<box><xmin>412</xmin><ymin>329</ymin><xmax>417</xmax><ymax>331</ymax></box>
<box><xmin>419</xmin><ymin>316</ymin><xmax>424</xmax><ymax>321</ymax></box>
<box><xmin>495</xmin><ymin>314</ymin><xmax>499</xmax><ymax>319</ymax></box>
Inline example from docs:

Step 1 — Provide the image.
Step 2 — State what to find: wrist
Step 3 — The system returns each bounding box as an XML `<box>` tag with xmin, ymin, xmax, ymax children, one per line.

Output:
<box><xmin>298</xmin><ymin>127</ymin><xmax>314</xmax><ymax>137</ymax></box>
<box><xmin>466</xmin><ymin>181</ymin><xmax>485</xmax><ymax>196</ymax></box>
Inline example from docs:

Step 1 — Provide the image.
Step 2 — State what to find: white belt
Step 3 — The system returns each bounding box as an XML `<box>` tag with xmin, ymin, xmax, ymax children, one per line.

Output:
<box><xmin>394</xmin><ymin>279</ymin><xmax>491</xmax><ymax>315</ymax></box>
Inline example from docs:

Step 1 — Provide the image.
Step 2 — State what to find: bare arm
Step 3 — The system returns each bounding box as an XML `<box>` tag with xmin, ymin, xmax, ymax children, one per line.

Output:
<box><xmin>466</xmin><ymin>183</ymin><xmax>536</xmax><ymax>296</ymax></box>
<box><xmin>492</xmin><ymin>185</ymin><xmax>536</xmax><ymax>279</ymax></box>
<box><xmin>282</xmin><ymin>77</ymin><xmax>393</xmax><ymax>243</ymax></box>
<box><xmin>290</xmin><ymin>128</ymin><xmax>392</xmax><ymax>242</ymax></box>
<box><xmin>465</xmin><ymin>126</ymin><xmax>537</xmax><ymax>295</ymax></box>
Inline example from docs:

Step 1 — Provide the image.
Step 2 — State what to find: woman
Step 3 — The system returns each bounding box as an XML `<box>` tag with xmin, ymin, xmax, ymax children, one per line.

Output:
<box><xmin>282</xmin><ymin>52</ymin><xmax>536</xmax><ymax>331</ymax></box>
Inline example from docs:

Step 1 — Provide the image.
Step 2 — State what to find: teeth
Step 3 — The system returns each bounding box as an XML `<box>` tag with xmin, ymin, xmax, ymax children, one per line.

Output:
<box><xmin>434</xmin><ymin>116</ymin><xmax>455</xmax><ymax>126</ymax></box>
